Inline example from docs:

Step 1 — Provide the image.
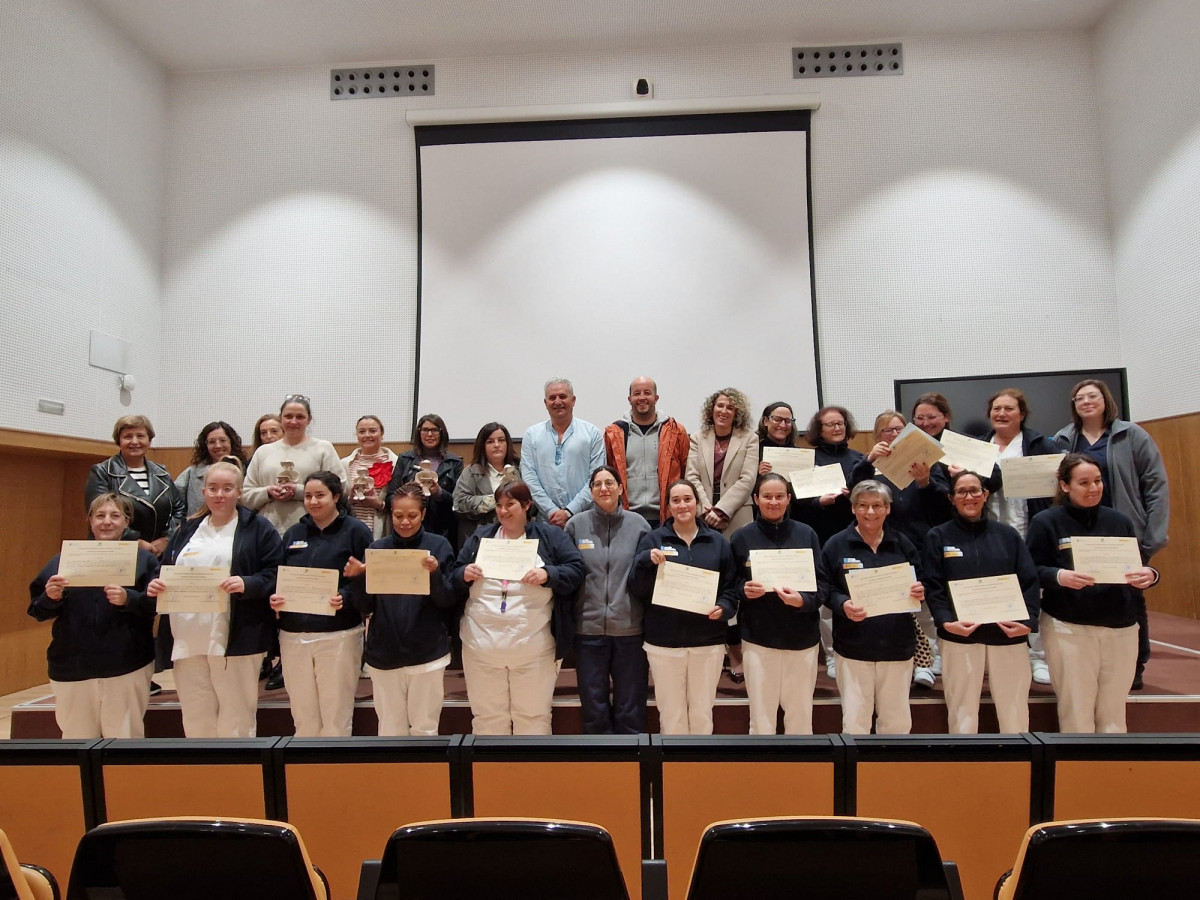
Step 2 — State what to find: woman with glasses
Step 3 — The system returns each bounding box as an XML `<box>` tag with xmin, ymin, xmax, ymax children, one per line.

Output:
<box><xmin>923</xmin><ymin>470</ymin><xmax>1040</xmax><ymax>733</ymax></box>
<box><xmin>1053</xmin><ymin>380</ymin><xmax>1168</xmax><ymax>690</ymax></box>
<box><xmin>1026</xmin><ymin>454</ymin><xmax>1159</xmax><ymax>731</ymax></box>
<box><xmin>452</xmin><ymin>480</ymin><xmax>585</xmax><ymax>734</ymax></box>
<box><xmin>629</xmin><ymin>480</ymin><xmax>739</xmax><ymax>734</ymax></box>
<box><xmin>821</xmin><ymin>480</ymin><xmax>925</xmax><ymax>734</ymax></box>
<box><xmin>175</xmin><ymin>422</ymin><xmax>248</xmax><ymax>517</ymax></box>
<box><xmin>386</xmin><ymin>414</ymin><xmax>463</xmax><ymax>550</ymax></box>
<box><xmin>565</xmin><ymin>465</ymin><xmax>652</xmax><ymax>734</ymax></box>
<box><xmin>244</xmin><ymin>394</ymin><xmax>347</xmax><ymax>535</ymax></box>
<box><xmin>756</xmin><ymin>402</ymin><xmax>801</xmax><ymax>471</ymax></box>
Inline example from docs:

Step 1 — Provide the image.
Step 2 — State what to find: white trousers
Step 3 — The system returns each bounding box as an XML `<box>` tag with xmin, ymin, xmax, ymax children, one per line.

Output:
<box><xmin>52</xmin><ymin>662</ymin><xmax>153</xmax><ymax>739</ymax></box>
<box><xmin>461</xmin><ymin>645</ymin><xmax>558</xmax><ymax>735</ymax></box>
<box><xmin>742</xmin><ymin>641</ymin><xmax>819</xmax><ymax>735</ymax></box>
<box><xmin>279</xmin><ymin>627</ymin><xmax>364</xmax><ymax>737</ymax></box>
<box><xmin>941</xmin><ymin>641</ymin><xmax>1031</xmax><ymax>734</ymax></box>
<box><xmin>174</xmin><ymin>653</ymin><xmax>264</xmax><ymax>738</ymax></box>
<box><xmin>836</xmin><ymin>657</ymin><xmax>913</xmax><ymax>735</ymax></box>
<box><xmin>1041</xmin><ymin>613</ymin><xmax>1137</xmax><ymax>734</ymax></box>
<box><xmin>369</xmin><ymin>656</ymin><xmax>449</xmax><ymax>737</ymax></box>
<box><xmin>645</xmin><ymin>643</ymin><xmax>725</xmax><ymax>735</ymax></box>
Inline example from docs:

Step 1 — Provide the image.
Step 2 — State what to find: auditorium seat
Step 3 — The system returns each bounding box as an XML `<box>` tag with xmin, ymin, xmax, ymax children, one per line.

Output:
<box><xmin>994</xmin><ymin>818</ymin><xmax>1200</xmax><ymax>899</ymax></box>
<box><xmin>0</xmin><ymin>828</ymin><xmax>58</xmax><ymax>900</ymax></box>
<box><xmin>685</xmin><ymin>816</ymin><xmax>965</xmax><ymax>900</ymax></box>
<box><xmin>368</xmin><ymin>817</ymin><xmax>630</xmax><ymax>900</ymax></box>
<box><xmin>65</xmin><ymin>817</ymin><xmax>328</xmax><ymax>900</ymax></box>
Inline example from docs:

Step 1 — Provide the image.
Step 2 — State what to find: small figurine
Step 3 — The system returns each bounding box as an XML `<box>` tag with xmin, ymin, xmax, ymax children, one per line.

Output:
<box><xmin>350</xmin><ymin>472</ymin><xmax>372</xmax><ymax>502</ymax></box>
<box><xmin>415</xmin><ymin>459</ymin><xmax>437</xmax><ymax>496</ymax></box>
<box><xmin>499</xmin><ymin>464</ymin><xmax>519</xmax><ymax>487</ymax></box>
<box><xmin>276</xmin><ymin>461</ymin><xmax>298</xmax><ymax>485</ymax></box>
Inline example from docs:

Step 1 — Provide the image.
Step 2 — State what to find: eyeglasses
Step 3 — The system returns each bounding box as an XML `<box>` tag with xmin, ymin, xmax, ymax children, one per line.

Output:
<box><xmin>419</xmin><ymin>426</ymin><xmax>441</xmax><ymax>434</ymax></box>
<box><xmin>1073</xmin><ymin>392</ymin><xmax>1103</xmax><ymax>404</ymax></box>
<box><xmin>880</xmin><ymin>426</ymin><xmax>904</xmax><ymax>435</ymax></box>
<box><xmin>591</xmin><ymin>480</ymin><xmax>619</xmax><ymax>489</ymax></box>
<box><xmin>822</xmin><ymin>421</ymin><xmax>846</xmax><ymax>430</ymax></box>
<box><xmin>283</xmin><ymin>393</ymin><xmax>309</xmax><ymax>404</ymax></box>
<box><xmin>953</xmin><ymin>487</ymin><xmax>984</xmax><ymax>498</ymax></box>
<box><xmin>767</xmin><ymin>415</ymin><xmax>795</xmax><ymax>427</ymax></box>
<box><xmin>854</xmin><ymin>503</ymin><xmax>888</xmax><ymax>513</ymax></box>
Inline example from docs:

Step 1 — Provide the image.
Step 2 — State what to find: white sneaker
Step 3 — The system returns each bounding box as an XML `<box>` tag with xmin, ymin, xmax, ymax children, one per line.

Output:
<box><xmin>1031</xmin><ymin>660</ymin><xmax>1051</xmax><ymax>685</ymax></box>
<box><xmin>930</xmin><ymin>656</ymin><xmax>942</xmax><ymax>677</ymax></box>
<box><xmin>826</xmin><ymin>659</ymin><xmax>836</xmax><ymax>680</ymax></box>
<box><xmin>913</xmin><ymin>667</ymin><xmax>935</xmax><ymax>689</ymax></box>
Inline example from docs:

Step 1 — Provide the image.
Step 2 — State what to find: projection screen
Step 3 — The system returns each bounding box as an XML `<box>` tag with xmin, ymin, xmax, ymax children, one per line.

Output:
<box><xmin>414</xmin><ymin>110</ymin><xmax>819</xmax><ymax>439</ymax></box>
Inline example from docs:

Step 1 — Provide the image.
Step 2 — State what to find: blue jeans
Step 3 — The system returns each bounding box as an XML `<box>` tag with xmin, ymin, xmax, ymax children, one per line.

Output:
<box><xmin>574</xmin><ymin>634</ymin><xmax>648</xmax><ymax>734</ymax></box>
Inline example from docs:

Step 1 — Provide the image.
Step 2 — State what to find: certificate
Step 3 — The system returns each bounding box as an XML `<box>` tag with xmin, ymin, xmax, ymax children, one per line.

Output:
<box><xmin>844</xmin><ymin>563</ymin><xmax>920</xmax><ymax>617</ymax></box>
<box><xmin>749</xmin><ymin>548</ymin><xmax>817</xmax><ymax>592</ymax></box>
<box><xmin>938</xmin><ymin>430</ymin><xmax>999</xmax><ymax>476</ymax></box>
<box><xmin>790</xmin><ymin>464</ymin><xmax>847</xmax><ymax>500</ymax></box>
<box><xmin>275</xmin><ymin>565</ymin><xmax>340</xmax><ymax>616</ymax></box>
<box><xmin>652</xmin><ymin>561</ymin><xmax>720</xmax><ymax>616</ymax></box>
<box><xmin>948</xmin><ymin>574</ymin><xmax>1029</xmax><ymax>624</ymax></box>
<box><xmin>365</xmin><ymin>548</ymin><xmax>431</xmax><ymax>595</ymax></box>
<box><xmin>999</xmin><ymin>453</ymin><xmax>1065</xmax><ymax>499</ymax></box>
<box><xmin>1070</xmin><ymin>536</ymin><xmax>1143</xmax><ymax>584</ymax></box>
<box><xmin>761</xmin><ymin>446</ymin><xmax>815</xmax><ymax>479</ymax></box>
<box><xmin>155</xmin><ymin>565</ymin><xmax>229</xmax><ymax>614</ymax></box>
<box><xmin>58</xmin><ymin>540</ymin><xmax>139</xmax><ymax>587</ymax></box>
<box><xmin>475</xmin><ymin>538</ymin><xmax>539</xmax><ymax>580</ymax></box>
<box><xmin>873</xmin><ymin>423</ymin><xmax>946</xmax><ymax>489</ymax></box>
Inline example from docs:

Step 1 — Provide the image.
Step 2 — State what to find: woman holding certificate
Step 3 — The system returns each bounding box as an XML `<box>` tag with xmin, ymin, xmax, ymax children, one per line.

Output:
<box><xmin>1026</xmin><ymin>454</ymin><xmax>1159</xmax><ymax>732</ymax></box>
<box><xmin>385</xmin><ymin>414</ymin><xmax>463</xmax><ymax>550</ymax></box>
<box><xmin>923</xmin><ymin>470</ymin><xmax>1040</xmax><ymax>734</ymax></box>
<box><xmin>629</xmin><ymin>480</ymin><xmax>739</xmax><ymax>735</ymax></box>
<box><xmin>243</xmin><ymin>394</ymin><xmax>347</xmax><ymax>536</ymax></box>
<box><xmin>357</xmin><ymin>483</ymin><xmax>457</xmax><ymax>736</ymax></box>
<box><xmin>453</xmin><ymin>480</ymin><xmax>586</xmax><ymax>735</ymax></box>
<box><xmin>756</xmin><ymin>402</ymin><xmax>802</xmax><ymax>472</ymax></box>
<box><xmin>730</xmin><ymin>474</ymin><xmax>826</xmax><ymax>734</ymax></box>
<box><xmin>29</xmin><ymin>493</ymin><xmax>159</xmax><ymax>738</ymax></box>
<box><xmin>821</xmin><ymin>480</ymin><xmax>925</xmax><ymax>735</ymax></box>
<box><xmin>1054</xmin><ymin>379</ymin><xmax>1169</xmax><ymax>691</ymax></box>
<box><xmin>270</xmin><ymin>470</ymin><xmax>373</xmax><ymax>737</ymax></box>
<box><xmin>150</xmin><ymin>461</ymin><xmax>284</xmax><ymax>737</ymax></box>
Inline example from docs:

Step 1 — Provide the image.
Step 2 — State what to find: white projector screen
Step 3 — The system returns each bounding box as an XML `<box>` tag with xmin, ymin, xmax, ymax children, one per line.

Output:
<box><xmin>415</xmin><ymin>111</ymin><xmax>820</xmax><ymax>441</ymax></box>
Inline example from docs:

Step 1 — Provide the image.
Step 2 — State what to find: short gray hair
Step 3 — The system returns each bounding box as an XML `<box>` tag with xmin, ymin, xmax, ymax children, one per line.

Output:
<box><xmin>544</xmin><ymin>378</ymin><xmax>574</xmax><ymax>396</ymax></box>
<box><xmin>850</xmin><ymin>480</ymin><xmax>892</xmax><ymax>506</ymax></box>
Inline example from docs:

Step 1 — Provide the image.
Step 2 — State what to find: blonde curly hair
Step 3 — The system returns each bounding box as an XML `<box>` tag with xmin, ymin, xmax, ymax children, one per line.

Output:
<box><xmin>699</xmin><ymin>387</ymin><xmax>751</xmax><ymax>433</ymax></box>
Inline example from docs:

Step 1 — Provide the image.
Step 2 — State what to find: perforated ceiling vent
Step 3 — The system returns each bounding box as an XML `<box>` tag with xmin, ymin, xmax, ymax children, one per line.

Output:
<box><xmin>331</xmin><ymin>65</ymin><xmax>435</xmax><ymax>99</ymax></box>
<box><xmin>792</xmin><ymin>44</ymin><xmax>902</xmax><ymax>79</ymax></box>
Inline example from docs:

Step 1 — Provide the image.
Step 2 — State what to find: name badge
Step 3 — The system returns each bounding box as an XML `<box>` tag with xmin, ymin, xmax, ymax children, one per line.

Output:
<box><xmin>842</xmin><ymin>558</ymin><xmax>863</xmax><ymax>570</ymax></box>
<box><xmin>1057</xmin><ymin>537</ymin><xmax>1073</xmax><ymax>549</ymax></box>
<box><xmin>660</xmin><ymin>546</ymin><xmax>679</xmax><ymax>557</ymax></box>
<box><xmin>288</xmin><ymin>541</ymin><xmax>309</xmax><ymax>550</ymax></box>
<box><xmin>576</xmin><ymin>539</ymin><xmax>595</xmax><ymax>551</ymax></box>
<box><xmin>942</xmin><ymin>546</ymin><xmax>963</xmax><ymax>558</ymax></box>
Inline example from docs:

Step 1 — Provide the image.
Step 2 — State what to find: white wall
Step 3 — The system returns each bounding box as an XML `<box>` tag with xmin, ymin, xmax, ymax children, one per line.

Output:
<box><xmin>0</xmin><ymin>0</ymin><xmax>166</xmax><ymax>441</ymax></box>
<box><xmin>1094</xmin><ymin>0</ymin><xmax>1200</xmax><ymax>421</ymax></box>
<box><xmin>159</xmin><ymin>30</ymin><xmax>1119</xmax><ymax>445</ymax></box>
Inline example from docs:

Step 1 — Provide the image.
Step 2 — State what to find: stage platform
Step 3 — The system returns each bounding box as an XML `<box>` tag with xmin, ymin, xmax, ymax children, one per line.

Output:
<box><xmin>12</xmin><ymin>611</ymin><xmax>1200</xmax><ymax>738</ymax></box>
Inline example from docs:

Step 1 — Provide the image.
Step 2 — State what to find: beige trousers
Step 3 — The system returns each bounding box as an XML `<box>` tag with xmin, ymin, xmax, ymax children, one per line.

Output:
<box><xmin>645</xmin><ymin>643</ymin><xmax>725</xmax><ymax>735</ymax></box>
<box><xmin>836</xmin><ymin>656</ymin><xmax>913</xmax><ymax>734</ymax></box>
<box><xmin>174</xmin><ymin>653</ymin><xmax>265</xmax><ymax>738</ymax></box>
<box><xmin>941</xmin><ymin>640</ymin><xmax>1031</xmax><ymax>734</ymax></box>
<box><xmin>279</xmin><ymin>627</ymin><xmax>364</xmax><ymax>737</ymax></box>
<box><xmin>369</xmin><ymin>656</ymin><xmax>450</xmax><ymax>737</ymax></box>
<box><xmin>1041</xmin><ymin>613</ymin><xmax>1137</xmax><ymax>734</ymax></box>
<box><xmin>742</xmin><ymin>641</ymin><xmax>819</xmax><ymax>735</ymax></box>
<box><xmin>461</xmin><ymin>645</ymin><xmax>558</xmax><ymax>735</ymax></box>
<box><xmin>52</xmin><ymin>662</ymin><xmax>153</xmax><ymax>739</ymax></box>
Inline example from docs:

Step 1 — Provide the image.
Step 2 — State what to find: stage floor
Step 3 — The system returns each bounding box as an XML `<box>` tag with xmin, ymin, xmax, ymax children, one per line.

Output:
<box><xmin>11</xmin><ymin>611</ymin><xmax>1200</xmax><ymax>738</ymax></box>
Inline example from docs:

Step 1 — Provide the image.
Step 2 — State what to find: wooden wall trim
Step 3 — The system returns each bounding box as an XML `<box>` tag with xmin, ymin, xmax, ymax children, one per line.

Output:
<box><xmin>0</xmin><ymin>428</ymin><xmax>114</xmax><ymax>459</ymax></box>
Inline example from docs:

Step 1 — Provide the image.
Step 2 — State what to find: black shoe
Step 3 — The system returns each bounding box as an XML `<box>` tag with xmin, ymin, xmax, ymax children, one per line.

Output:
<box><xmin>265</xmin><ymin>662</ymin><xmax>285</xmax><ymax>691</ymax></box>
<box><xmin>728</xmin><ymin>670</ymin><xmax>745</xmax><ymax>685</ymax></box>
<box><xmin>259</xmin><ymin>657</ymin><xmax>273</xmax><ymax>680</ymax></box>
<box><xmin>148</xmin><ymin>681</ymin><xmax>162</xmax><ymax>697</ymax></box>
<box><xmin>1131</xmin><ymin>672</ymin><xmax>1144</xmax><ymax>691</ymax></box>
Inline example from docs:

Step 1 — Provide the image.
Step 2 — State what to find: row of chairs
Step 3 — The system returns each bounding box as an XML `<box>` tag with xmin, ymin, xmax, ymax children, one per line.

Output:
<box><xmin>5</xmin><ymin>815</ymin><xmax>1200</xmax><ymax>900</ymax></box>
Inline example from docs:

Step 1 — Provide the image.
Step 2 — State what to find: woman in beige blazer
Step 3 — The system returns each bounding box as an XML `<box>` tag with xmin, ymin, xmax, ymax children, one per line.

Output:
<box><xmin>686</xmin><ymin>388</ymin><xmax>760</xmax><ymax>535</ymax></box>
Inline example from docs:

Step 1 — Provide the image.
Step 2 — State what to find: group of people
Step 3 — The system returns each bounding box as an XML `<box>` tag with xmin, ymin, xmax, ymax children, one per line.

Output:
<box><xmin>29</xmin><ymin>376</ymin><xmax>1168</xmax><ymax>742</ymax></box>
